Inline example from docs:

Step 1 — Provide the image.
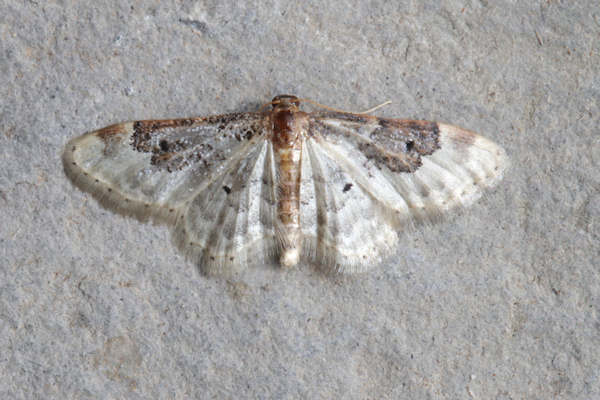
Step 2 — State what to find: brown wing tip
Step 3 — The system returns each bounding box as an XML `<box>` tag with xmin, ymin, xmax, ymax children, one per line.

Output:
<box><xmin>94</xmin><ymin>123</ymin><xmax>130</xmax><ymax>140</ymax></box>
<box><xmin>437</xmin><ymin>123</ymin><xmax>478</xmax><ymax>147</ymax></box>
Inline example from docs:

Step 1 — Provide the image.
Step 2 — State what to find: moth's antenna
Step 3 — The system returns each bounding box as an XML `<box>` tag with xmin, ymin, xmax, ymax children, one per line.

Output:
<box><xmin>295</xmin><ymin>98</ymin><xmax>349</xmax><ymax>113</ymax></box>
<box><xmin>259</xmin><ymin>97</ymin><xmax>393</xmax><ymax>115</ymax></box>
<box><xmin>358</xmin><ymin>101</ymin><xmax>392</xmax><ymax>114</ymax></box>
<box><xmin>296</xmin><ymin>98</ymin><xmax>392</xmax><ymax>115</ymax></box>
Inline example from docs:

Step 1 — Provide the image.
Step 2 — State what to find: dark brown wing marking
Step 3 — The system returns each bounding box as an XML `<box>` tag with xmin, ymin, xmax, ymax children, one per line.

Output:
<box><xmin>128</xmin><ymin>113</ymin><xmax>267</xmax><ymax>172</ymax></box>
<box><xmin>310</xmin><ymin>112</ymin><xmax>440</xmax><ymax>173</ymax></box>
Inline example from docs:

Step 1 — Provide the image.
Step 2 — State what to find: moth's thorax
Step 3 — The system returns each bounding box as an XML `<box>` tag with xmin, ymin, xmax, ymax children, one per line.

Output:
<box><xmin>271</xmin><ymin>109</ymin><xmax>307</xmax><ymax>146</ymax></box>
<box><xmin>270</xmin><ymin>100</ymin><xmax>308</xmax><ymax>268</ymax></box>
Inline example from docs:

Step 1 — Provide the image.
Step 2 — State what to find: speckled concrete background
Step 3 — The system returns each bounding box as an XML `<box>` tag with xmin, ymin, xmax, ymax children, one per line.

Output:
<box><xmin>1</xmin><ymin>1</ymin><xmax>598</xmax><ymax>399</ymax></box>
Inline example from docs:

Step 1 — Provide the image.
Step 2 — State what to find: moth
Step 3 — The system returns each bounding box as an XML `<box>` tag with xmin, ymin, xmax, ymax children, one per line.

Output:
<box><xmin>63</xmin><ymin>95</ymin><xmax>508</xmax><ymax>274</ymax></box>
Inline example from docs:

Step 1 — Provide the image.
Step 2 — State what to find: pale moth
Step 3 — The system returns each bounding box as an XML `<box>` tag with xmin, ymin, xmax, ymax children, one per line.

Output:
<box><xmin>63</xmin><ymin>95</ymin><xmax>508</xmax><ymax>274</ymax></box>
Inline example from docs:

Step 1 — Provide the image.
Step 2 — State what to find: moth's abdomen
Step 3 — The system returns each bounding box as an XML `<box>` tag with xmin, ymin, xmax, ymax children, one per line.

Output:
<box><xmin>276</xmin><ymin>148</ymin><xmax>302</xmax><ymax>224</ymax></box>
<box><xmin>272</xmin><ymin>108</ymin><xmax>307</xmax><ymax>267</ymax></box>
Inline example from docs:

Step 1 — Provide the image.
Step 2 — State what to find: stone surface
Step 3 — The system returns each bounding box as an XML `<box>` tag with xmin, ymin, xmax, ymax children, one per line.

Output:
<box><xmin>1</xmin><ymin>1</ymin><xmax>598</xmax><ymax>398</ymax></box>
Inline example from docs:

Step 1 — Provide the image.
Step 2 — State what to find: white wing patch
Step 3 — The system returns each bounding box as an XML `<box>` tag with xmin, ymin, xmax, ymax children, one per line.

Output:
<box><xmin>420</xmin><ymin>123</ymin><xmax>509</xmax><ymax>209</ymax></box>
<box><xmin>63</xmin><ymin>123</ymin><xmax>189</xmax><ymax>223</ymax></box>
<box><xmin>173</xmin><ymin>140</ymin><xmax>279</xmax><ymax>274</ymax></box>
<box><xmin>300</xmin><ymin>138</ymin><xmax>398</xmax><ymax>273</ymax></box>
<box><xmin>378</xmin><ymin>124</ymin><xmax>509</xmax><ymax>221</ymax></box>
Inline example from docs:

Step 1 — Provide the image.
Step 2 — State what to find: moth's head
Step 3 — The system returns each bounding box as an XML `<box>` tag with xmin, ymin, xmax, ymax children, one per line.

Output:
<box><xmin>271</xmin><ymin>95</ymin><xmax>300</xmax><ymax>111</ymax></box>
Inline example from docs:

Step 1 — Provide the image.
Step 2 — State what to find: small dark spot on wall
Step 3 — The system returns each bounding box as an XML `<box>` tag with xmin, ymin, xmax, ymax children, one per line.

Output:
<box><xmin>343</xmin><ymin>183</ymin><xmax>353</xmax><ymax>193</ymax></box>
<box><xmin>179</xmin><ymin>18</ymin><xmax>209</xmax><ymax>34</ymax></box>
<box><xmin>223</xmin><ymin>185</ymin><xmax>231</xmax><ymax>194</ymax></box>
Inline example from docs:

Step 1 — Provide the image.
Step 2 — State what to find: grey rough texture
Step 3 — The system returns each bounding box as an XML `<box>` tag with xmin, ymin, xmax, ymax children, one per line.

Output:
<box><xmin>1</xmin><ymin>1</ymin><xmax>598</xmax><ymax>399</ymax></box>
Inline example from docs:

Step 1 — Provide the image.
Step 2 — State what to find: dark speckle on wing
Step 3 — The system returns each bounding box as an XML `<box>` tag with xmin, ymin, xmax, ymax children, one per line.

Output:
<box><xmin>312</xmin><ymin>112</ymin><xmax>441</xmax><ymax>174</ymax></box>
<box><xmin>365</xmin><ymin>120</ymin><xmax>440</xmax><ymax>173</ymax></box>
<box><xmin>130</xmin><ymin>113</ymin><xmax>267</xmax><ymax>172</ymax></box>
